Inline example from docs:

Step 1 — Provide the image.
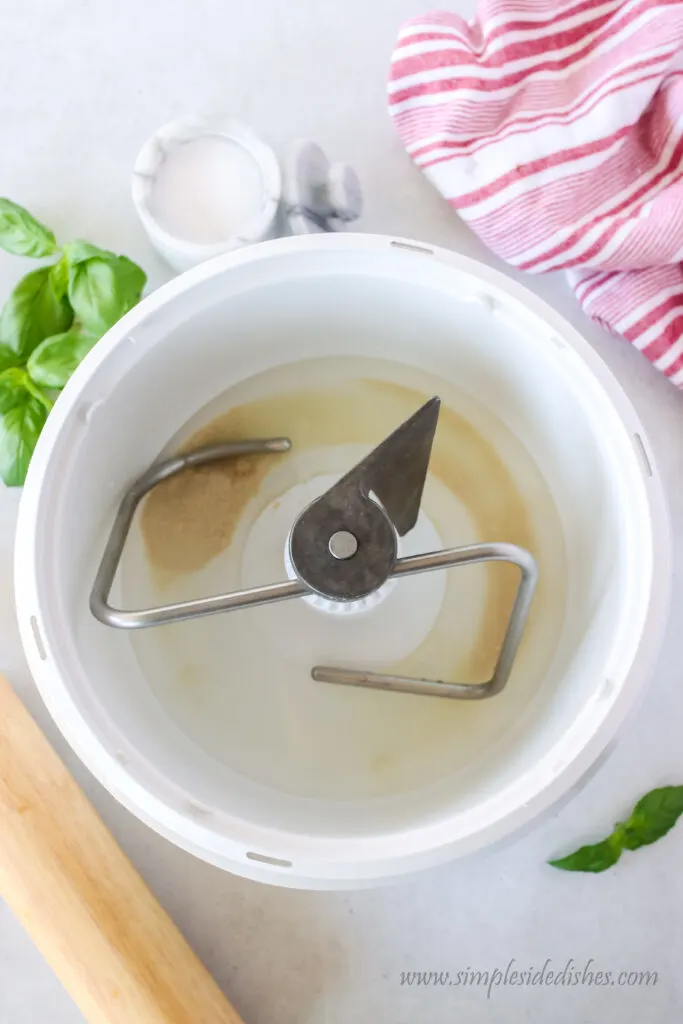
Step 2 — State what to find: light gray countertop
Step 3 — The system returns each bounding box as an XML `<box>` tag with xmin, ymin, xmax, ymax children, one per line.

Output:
<box><xmin>1</xmin><ymin>1</ymin><xmax>682</xmax><ymax>1020</ymax></box>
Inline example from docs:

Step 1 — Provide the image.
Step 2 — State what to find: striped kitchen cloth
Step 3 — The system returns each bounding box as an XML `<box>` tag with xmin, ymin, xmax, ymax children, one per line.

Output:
<box><xmin>389</xmin><ymin>0</ymin><xmax>683</xmax><ymax>385</ymax></box>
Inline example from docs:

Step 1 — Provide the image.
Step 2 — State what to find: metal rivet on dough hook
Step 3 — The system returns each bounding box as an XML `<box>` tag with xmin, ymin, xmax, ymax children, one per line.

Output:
<box><xmin>328</xmin><ymin>531</ymin><xmax>358</xmax><ymax>560</ymax></box>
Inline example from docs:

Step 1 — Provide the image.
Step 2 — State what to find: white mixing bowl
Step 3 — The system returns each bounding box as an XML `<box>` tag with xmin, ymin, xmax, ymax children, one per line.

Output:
<box><xmin>15</xmin><ymin>234</ymin><xmax>669</xmax><ymax>888</ymax></box>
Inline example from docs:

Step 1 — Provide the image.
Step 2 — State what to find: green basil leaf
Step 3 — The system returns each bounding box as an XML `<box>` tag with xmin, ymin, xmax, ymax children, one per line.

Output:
<box><xmin>0</xmin><ymin>368</ymin><xmax>51</xmax><ymax>486</ymax></box>
<box><xmin>0</xmin><ymin>199</ymin><xmax>58</xmax><ymax>258</ymax></box>
<box><xmin>0</xmin><ymin>266</ymin><xmax>73</xmax><ymax>359</ymax></box>
<box><xmin>0</xmin><ymin>345</ymin><xmax>21</xmax><ymax>373</ymax></box>
<box><xmin>67</xmin><ymin>253</ymin><xmax>146</xmax><ymax>335</ymax></box>
<box><xmin>63</xmin><ymin>239</ymin><xmax>117</xmax><ymax>265</ymax></box>
<box><xmin>27</xmin><ymin>328</ymin><xmax>98</xmax><ymax>389</ymax></box>
<box><xmin>619</xmin><ymin>786</ymin><xmax>683</xmax><ymax>851</ymax></box>
<box><xmin>549</xmin><ymin>784</ymin><xmax>683</xmax><ymax>874</ymax></box>
<box><xmin>549</xmin><ymin>837</ymin><xmax>622</xmax><ymax>874</ymax></box>
<box><xmin>49</xmin><ymin>254</ymin><xmax>70</xmax><ymax>301</ymax></box>
<box><xmin>113</xmin><ymin>255</ymin><xmax>146</xmax><ymax>300</ymax></box>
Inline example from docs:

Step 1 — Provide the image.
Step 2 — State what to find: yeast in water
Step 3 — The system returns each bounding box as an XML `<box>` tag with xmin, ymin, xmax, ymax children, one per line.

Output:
<box><xmin>121</xmin><ymin>357</ymin><xmax>567</xmax><ymax>800</ymax></box>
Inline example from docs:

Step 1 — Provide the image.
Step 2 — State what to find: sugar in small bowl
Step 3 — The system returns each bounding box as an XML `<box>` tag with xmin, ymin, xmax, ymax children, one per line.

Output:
<box><xmin>132</xmin><ymin>119</ymin><xmax>281</xmax><ymax>272</ymax></box>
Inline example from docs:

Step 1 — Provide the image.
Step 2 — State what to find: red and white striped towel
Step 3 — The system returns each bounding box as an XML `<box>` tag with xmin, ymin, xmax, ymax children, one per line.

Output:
<box><xmin>389</xmin><ymin>0</ymin><xmax>683</xmax><ymax>385</ymax></box>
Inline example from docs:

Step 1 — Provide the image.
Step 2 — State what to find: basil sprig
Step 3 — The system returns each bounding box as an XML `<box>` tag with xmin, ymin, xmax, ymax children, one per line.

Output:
<box><xmin>550</xmin><ymin>786</ymin><xmax>683</xmax><ymax>873</ymax></box>
<box><xmin>0</xmin><ymin>199</ymin><xmax>146</xmax><ymax>485</ymax></box>
<box><xmin>0</xmin><ymin>199</ymin><xmax>58</xmax><ymax>258</ymax></box>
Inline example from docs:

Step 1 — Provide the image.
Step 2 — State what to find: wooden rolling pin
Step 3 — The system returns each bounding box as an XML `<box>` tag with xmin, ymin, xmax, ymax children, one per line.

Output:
<box><xmin>0</xmin><ymin>672</ymin><xmax>245</xmax><ymax>1024</ymax></box>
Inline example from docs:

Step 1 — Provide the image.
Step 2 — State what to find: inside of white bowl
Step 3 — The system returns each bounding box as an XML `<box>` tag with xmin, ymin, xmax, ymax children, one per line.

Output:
<box><xmin>21</xmin><ymin>238</ymin><xmax>657</xmax><ymax>878</ymax></box>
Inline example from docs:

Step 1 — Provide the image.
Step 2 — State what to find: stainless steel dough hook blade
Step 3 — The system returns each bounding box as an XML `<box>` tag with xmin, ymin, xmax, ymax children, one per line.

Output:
<box><xmin>90</xmin><ymin>399</ymin><xmax>538</xmax><ymax>699</ymax></box>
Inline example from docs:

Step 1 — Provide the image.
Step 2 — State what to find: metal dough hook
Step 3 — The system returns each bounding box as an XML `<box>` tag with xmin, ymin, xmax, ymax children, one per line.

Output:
<box><xmin>90</xmin><ymin>398</ymin><xmax>538</xmax><ymax>699</ymax></box>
